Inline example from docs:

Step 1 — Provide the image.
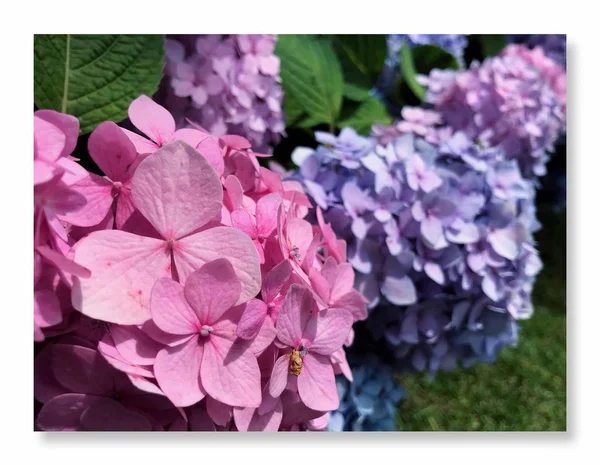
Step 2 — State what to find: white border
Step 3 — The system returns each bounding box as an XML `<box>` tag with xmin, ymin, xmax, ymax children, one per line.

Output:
<box><xmin>2</xmin><ymin>0</ymin><xmax>596</xmax><ymax>462</ymax></box>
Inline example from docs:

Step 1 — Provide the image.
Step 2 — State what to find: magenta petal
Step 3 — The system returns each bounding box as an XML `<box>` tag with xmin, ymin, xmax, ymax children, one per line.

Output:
<box><xmin>256</xmin><ymin>193</ymin><xmax>282</xmax><ymax>238</ymax></box>
<box><xmin>248</xmin><ymin>314</ymin><xmax>277</xmax><ymax>355</ymax></box>
<box><xmin>235</xmin><ymin>399</ymin><xmax>283</xmax><ymax>432</ymax></box>
<box><xmin>184</xmin><ymin>258</ymin><xmax>242</xmax><ymax>324</ymax></box>
<box><xmin>131</xmin><ymin>141</ymin><xmax>223</xmax><ymax>239</ymax></box>
<box><xmin>297</xmin><ymin>353</ymin><xmax>339</xmax><ymax>411</ymax></box>
<box><xmin>128</xmin><ymin>95</ymin><xmax>175</xmax><ymax>146</ymax></box>
<box><xmin>236</xmin><ymin>299</ymin><xmax>268</xmax><ymax>340</ymax></box>
<box><xmin>306</xmin><ymin>308</ymin><xmax>353</xmax><ymax>356</ymax></box>
<box><xmin>262</xmin><ymin>260</ymin><xmax>291</xmax><ymax>303</ymax></box>
<box><xmin>36</xmin><ymin>393</ymin><xmax>98</xmax><ymax>431</ymax></box>
<box><xmin>34</xmin><ymin>345</ymin><xmax>68</xmax><ymax>403</ymax></box>
<box><xmin>88</xmin><ymin>121</ymin><xmax>138</xmax><ymax>182</ymax></box>
<box><xmin>80</xmin><ymin>398</ymin><xmax>152</xmax><ymax>431</ymax></box>
<box><xmin>72</xmin><ymin>230</ymin><xmax>170</xmax><ymax>325</ymax></box>
<box><xmin>150</xmin><ymin>278</ymin><xmax>199</xmax><ymax>335</ymax></box>
<box><xmin>231</xmin><ymin>209</ymin><xmax>257</xmax><ymax>238</ymax></box>
<box><xmin>276</xmin><ymin>284</ymin><xmax>317</xmax><ymax>347</ymax></box>
<box><xmin>61</xmin><ymin>173</ymin><xmax>113</xmax><ymax>227</ymax></box>
<box><xmin>201</xmin><ymin>335</ymin><xmax>261</xmax><ymax>408</ymax></box>
<box><xmin>174</xmin><ymin>226</ymin><xmax>261</xmax><ymax>305</ymax></box>
<box><xmin>154</xmin><ymin>337</ymin><xmax>206</xmax><ymax>407</ymax></box>
<box><xmin>268</xmin><ymin>354</ymin><xmax>289</xmax><ymax>398</ymax></box>
<box><xmin>206</xmin><ymin>397</ymin><xmax>232</xmax><ymax>426</ymax></box>
<box><xmin>34</xmin><ymin>289</ymin><xmax>62</xmax><ymax>331</ymax></box>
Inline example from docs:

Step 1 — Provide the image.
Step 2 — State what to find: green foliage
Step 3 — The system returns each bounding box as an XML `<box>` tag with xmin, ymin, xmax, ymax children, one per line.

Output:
<box><xmin>400</xmin><ymin>43</ymin><xmax>426</xmax><ymax>101</ymax></box>
<box><xmin>331</xmin><ymin>34</ymin><xmax>387</xmax><ymax>86</ymax></box>
<box><xmin>34</xmin><ymin>34</ymin><xmax>165</xmax><ymax>134</ymax></box>
<box><xmin>412</xmin><ymin>44</ymin><xmax>459</xmax><ymax>72</ymax></box>
<box><xmin>339</xmin><ymin>97</ymin><xmax>391</xmax><ymax>134</ymax></box>
<box><xmin>275</xmin><ymin>35</ymin><xmax>344</xmax><ymax>128</ymax></box>
<box><xmin>479</xmin><ymin>34</ymin><xmax>507</xmax><ymax>58</ymax></box>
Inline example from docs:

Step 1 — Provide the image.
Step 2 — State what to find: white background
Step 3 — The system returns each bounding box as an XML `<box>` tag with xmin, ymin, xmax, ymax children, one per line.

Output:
<box><xmin>3</xmin><ymin>0</ymin><xmax>593</xmax><ymax>462</ymax></box>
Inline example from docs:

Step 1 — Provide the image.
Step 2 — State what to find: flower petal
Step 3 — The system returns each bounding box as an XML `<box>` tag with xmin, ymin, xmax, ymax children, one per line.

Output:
<box><xmin>297</xmin><ymin>353</ymin><xmax>339</xmax><ymax>411</ymax></box>
<box><xmin>128</xmin><ymin>95</ymin><xmax>175</xmax><ymax>146</ymax></box>
<box><xmin>150</xmin><ymin>277</ymin><xmax>199</xmax><ymax>335</ymax></box>
<box><xmin>88</xmin><ymin>122</ymin><xmax>138</xmax><ymax>182</ymax></box>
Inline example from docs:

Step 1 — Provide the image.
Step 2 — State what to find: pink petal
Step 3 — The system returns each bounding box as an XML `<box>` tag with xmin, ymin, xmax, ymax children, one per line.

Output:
<box><xmin>132</xmin><ymin>141</ymin><xmax>223</xmax><ymax>239</ymax></box>
<box><xmin>88</xmin><ymin>122</ymin><xmax>138</xmax><ymax>182</ymax></box>
<box><xmin>201</xmin><ymin>334</ymin><xmax>261</xmax><ymax>408</ymax></box>
<box><xmin>35</xmin><ymin>110</ymin><xmax>79</xmax><ymax>158</ymax></box>
<box><xmin>306</xmin><ymin>308</ymin><xmax>353</xmax><ymax>355</ymax></box>
<box><xmin>98</xmin><ymin>336</ymin><xmax>155</xmax><ymax>378</ymax></box>
<box><xmin>150</xmin><ymin>277</ymin><xmax>199</xmax><ymax>335</ymax></box>
<box><xmin>128</xmin><ymin>95</ymin><xmax>175</xmax><ymax>146</ymax></box>
<box><xmin>34</xmin><ymin>116</ymin><xmax>65</xmax><ymax>162</ymax></box>
<box><xmin>224</xmin><ymin>175</ymin><xmax>244</xmax><ymax>211</ymax></box>
<box><xmin>247</xmin><ymin>314</ymin><xmax>277</xmax><ymax>355</ymax></box>
<box><xmin>196</xmin><ymin>135</ymin><xmax>224</xmax><ymax>176</ymax></box>
<box><xmin>276</xmin><ymin>284</ymin><xmax>317</xmax><ymax>348</ymax></box>
<box><xmin>71</xmin><ymin>230</ymin><xmax>170</xmax><ymax>325</ymax></box>
<box><xmin>80</xmin><ymin>397</ymin><xmax>152</xmax><ymax>431</ymax></box>
<box><xmin>236</xmin><ymin>299</ymin><xmax>268</xmax><ymax>340</ymax></box>
<box><xmin>231</xmin><ymin>209</ymin><xmax>257</xmax><ymax>238</ymax></box>
<box><xmin>120</xmin><ymin>128</ymin><xmax>159</xmax><ymax>155</ymax></box>
<box><xmin>221</xmin><ymin>134</ymin><xmax>251</xmax><ymax>150</ymax></box>
<box><xmin>330</xmin><ymin>348</ymin><xmax>353</xmax><ymax>382</ymax></box>
<box><xmin>34</xmin><ymin>289</ymin><xmax>62</xmax><ymax>330</ymax></box>
<box><xmin>36</xmin><ymin>245</ymin><xmax>91</xmax><ymax>279</ymax></box>
<box><xmin>256</xmin><ymin>193</ymin><xmax>282</xmax><ymax>238</ymax></box>
<box><xmin>36</xmin><ymin>393</ymin><xmax>97</xmax><ymax>431</ymax></box>
<box><xmin>154</xmin><ymin>337</ymin><xmax>206</xmax><ymax>407</ymax></box>
<box><xmin>173</xmin><ymin>226</ymin><xmax>261</xmax><ymax>305</ymax></box>
<box><xmin>309</xmin><ymin>269</ymin><xmax>331</xmax><ymax>303</ymax></box>
<box><xmin>262</xmin><ymin>260</ymin><xmax>291</xmax><ymax>304</ymax></box>
<box><xmin>60</xmin><ymin>174</ymin><xmax>113</xmax><ymax>227</ymax></box>
<box><xmin>286</xmin><ymin>218</ymin><xmax>314</xmax><ymax>262</ymax></box>
<box><xmin>115</xmin><ymin>189</ymin><xmax>136</xmax><ymax>229</ymax></box>
<box><xmin>321</xmin><ymin>261</ymin><xmax>355</xmax><ymax>303</ymax></box>
<box><xmin>268</xmin><ymin>354</ymin><xmax>289</xmax><ymax>398</ymax></box>
<box><xmin>184</xmin><ymin>258</ymin><xmax>241</xmax><ymax>324</ymax></box>
<box><xmin>297</xmin><ymin>353</ymin><xmax>339</xmax><ymax>411</ymax></box>
<box><xmin>260</xmin><ymin>166</ymin><xmax>283</xmax><ymax>192</ymax></box>
<box><xmin>331</xmin><ymin>290</ymin><xmax>368</xmax><ymax>322</ymax></box>
<box><xmin>110</xmin><ymin>325</ymin><xmax>163</xmax><ymax>365</ymax></box>
<box><xmin>234</xmin><ymin>399</ymin><xmax>283</xmax><ymax>431</ymax></box>
<box><xmin>206</xmin><ymin>397</ymin><xmax>232</xmax><ymax>426</ymax></box>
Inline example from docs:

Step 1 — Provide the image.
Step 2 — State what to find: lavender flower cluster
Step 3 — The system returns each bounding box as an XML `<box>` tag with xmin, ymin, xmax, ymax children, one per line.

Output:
<box><xmin>387</xmin><ymin>34</ymin><xmax>469</xmax><ymax>68</ymax></box>
<box><xmin>290</xmin><ymin>125</ymin><xmax>542</xmax><ymax>374</ymax></box>
<box><xmin>160</xmin><ymin>35</ymin><xmax>284</xmax><ymax>152</ymax></box>
<box><xmin>328</xmin><ymin>355</ymin><xmax>405</xmax><ymax>431</ymax></box>
<box><xmin>419</xmin><ymin>44</ymin><xmax>566</xmax><ymax>179</ymax></box>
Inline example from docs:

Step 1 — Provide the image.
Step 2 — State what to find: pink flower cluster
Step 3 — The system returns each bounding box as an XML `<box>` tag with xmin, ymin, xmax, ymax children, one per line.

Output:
<box><xmin>34</xmin><ymin>96</ymin><xmax>367</xmax><ymax>431</ymax></box>
<box><xmin>160</xmin><ymin>35</ymin><xmax>284</xmax><ymax>153</ymax></box>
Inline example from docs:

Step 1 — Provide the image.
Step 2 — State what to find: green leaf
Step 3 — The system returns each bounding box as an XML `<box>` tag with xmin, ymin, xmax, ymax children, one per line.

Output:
<box><xmin>479</xmin><ymin>34</ymin><xmax>507</xmax><ymax>58</ymax></box>
<box><xmin>283</xmin><ymin>93</ymin><xmax>305</xmax><ymax>126</ymax></box>
<box><xmin>400</xmin><ymin>43</ymin><xmax>426</xmax><ymax>101</ymax></box>
<box><xmin>332</xmin><ymin>35</ymin><xmax>387</xmax><ymax>83</ymax></box>
<box><xmin>275</xmin><ymin>35</ymin><xmax>344</xmax><ymax>127</ymax></box>
<box><xmin>343</xmin><ymin>82</ymin><xmax>372</xmax><ymax>102</ymax></box>
<box><xmin>34</xmin><ymin>34</ymin><xmax>165</xmax><ymax>134</ymax></box>
<box><xmin>412</xmin><ymin>44</ymin><xmax>459</xmax><ymax>73</ymax></box>
<box><xmin>339</xmin><ymin>97</ymin><xmax>392</xmax><ymax>134</ymax></box>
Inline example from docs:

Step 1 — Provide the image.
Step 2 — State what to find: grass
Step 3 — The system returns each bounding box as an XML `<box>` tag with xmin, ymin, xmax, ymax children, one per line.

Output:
<box><xmin>395</xmin><ymin>208</ymin><xmax>566</xmax><ymax>431</ymax></box>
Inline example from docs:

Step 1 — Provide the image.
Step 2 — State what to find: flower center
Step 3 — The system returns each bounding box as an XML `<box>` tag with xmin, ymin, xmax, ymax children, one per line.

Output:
<box><xmin>199</xmin><ymin>325</ymin><xmax>214</xmax><ymax>337</ymax></box>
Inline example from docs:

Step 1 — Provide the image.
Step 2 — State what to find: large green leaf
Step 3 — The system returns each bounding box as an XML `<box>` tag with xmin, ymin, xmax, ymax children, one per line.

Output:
<box><xmin>339</xmin><ymin>97</ymin><xmax>392</xmax><ymax>134</ymax></box>
<box><xmin>412</xmin><ymin>44</ymin><xmax>459</xmax><ymax>73</ymax></box>
<box><xmin>332</xmin><ymin>35</ymin><xmax>387</xmax><ymax>83</ymax></box>
<box><xmin>400</xmin><ymin>43</ymin><xmax>426</xmax><ymax>101</ymax></box>
<box><xmin>34</xmin><ymin>35</ymin><xmax>165</xmax><ymax>134</ymax></box>
<box><xmin>479</xmin><ymin>34</ymin><xmax>507</xmax><ymax>58</ymax></box>
<box><xmin>275</xmin><ymin>35</ymin><xmax>344</xmax><ymax>127</ymax></box>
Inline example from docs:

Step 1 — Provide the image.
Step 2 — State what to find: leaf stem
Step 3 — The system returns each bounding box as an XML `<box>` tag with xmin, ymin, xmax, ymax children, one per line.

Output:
<box><xmin>61</xmin><ymin>34</ymin><xmax>71</xmax><ymax>113</ymax></box>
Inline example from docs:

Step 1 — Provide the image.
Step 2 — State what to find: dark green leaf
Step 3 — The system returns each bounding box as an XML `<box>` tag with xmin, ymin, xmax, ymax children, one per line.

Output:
<box><xmin>339</xmin><ymin>97</ymin><xmax>392</xmax><ymax>134</ymax></box>
<box><xmin>412</xmin><ymin>44</ymin><xmax>459</xmax><ymax>73</ymax></box>
<box><xmin>275</xmin><ymin>35</ymin><xmax>344</xmax><ymax>127</ymax></box>
<box><xmin>343</xmin><ymin>82</ymin><xmax>372</xmax><ymax>102</ymax></box>
<box><xmin>332</xmin><ymin>35</ymin><xmax>387</xmax><ymax>83</ymax></box>
<box><xmin>34</xmin><ymin>34</ymin><xmax>165</xmax><ymax>134</ymax></box>
<box><xmin>479</xmin><ymin>34</ymin><xmax>507</xmax><ymax>58</ymax></box>
<box><xmin>399</xmin><ymin>44</ymin><xmax>426</xmax><ymax>101</ymax></box>
<box><xmin>282</xmin><ymin>93</ymin><xmax>305</xmax><ymax>126</ymax></box>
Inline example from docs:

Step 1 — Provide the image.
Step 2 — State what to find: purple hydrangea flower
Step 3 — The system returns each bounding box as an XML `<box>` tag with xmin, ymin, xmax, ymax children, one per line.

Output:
<box><xmin>158</xmin><ymin>35</ymin><xmax>284</xmax><ymax>153</ymax></box>
<box><xmin>289</xmin><ymin>122</ymin><xmax>542</xmax><ymax>375</ymax></box>
<box><xmin>419</xmin><ymin>44</ymin><xmax>567</xmax><ymax>178</ymax></box>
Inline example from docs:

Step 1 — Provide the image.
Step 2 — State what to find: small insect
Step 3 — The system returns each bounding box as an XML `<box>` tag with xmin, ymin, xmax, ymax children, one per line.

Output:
<box><xmin>289</xmin><ymin>349</ymin><xmax>303</xmax><ymax>376</ymax></box>
<box><xmin>291</xmin><ymin>245</ymin><xmax>301</xmax><ymax>261</ymax></box>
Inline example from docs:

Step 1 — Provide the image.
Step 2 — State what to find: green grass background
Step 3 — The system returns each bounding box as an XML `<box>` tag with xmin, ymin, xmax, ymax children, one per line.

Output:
<box><xmin>396</xmin><ymin>208</ymin><xmax>566</xmax><ymax>431</ymax></box>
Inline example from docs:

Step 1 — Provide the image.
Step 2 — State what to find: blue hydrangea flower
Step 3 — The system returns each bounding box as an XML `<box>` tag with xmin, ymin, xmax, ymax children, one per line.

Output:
<box><xmin>289</xmin><ymin>122</ymin><xmax>543</xmax><ymax>375</ymax></box>
<box><xmin>328</xmin><ymin>355</ymin><xmax>405</xmax><ymax>431</ymax></box>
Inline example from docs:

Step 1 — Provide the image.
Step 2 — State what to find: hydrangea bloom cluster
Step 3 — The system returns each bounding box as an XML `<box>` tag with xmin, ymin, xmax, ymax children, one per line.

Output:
<box><xmin>159</xmin><ymin>35</ymin><xmax>284</xmax><ymax>153</ymax></box>
<box><xmin>328</xmin><ymin>355</ymin><xmax>405</xmax><ymax>431</ymax></box>
<box><xmin>33</xmin><ymin>96</ymin><xmax>367</xmax><ymax>431</ymax></box>
<box><xmin>290</xmin><ymin>126</ymin><xmax>542</xmax><ymax>374</ymax></box>
<box><xmin>387</xmin><ymin>35</ymin><xmax>468</xmax><ymax>68</ymax></box>
<box><xmin>511</xmin><ymin>34</ymin><xmax>566</xmax><ymax>70</ymax></box>
<box><xmin>419</xmin><ymin>44</ymin><xmax>567</xmax><ymax>178</ymax></box>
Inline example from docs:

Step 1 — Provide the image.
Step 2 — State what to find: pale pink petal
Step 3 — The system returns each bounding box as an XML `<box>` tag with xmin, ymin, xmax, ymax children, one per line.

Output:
<box><xmin>72</xmin><ymin>230</ymin><xmax>170</xmax><ymax>325</ymax></box>
<box><xmin>276</xmin><ymin>284</ymin><xmax>317</xmax><ymax>347</ymax></box>
<box><xmin>331</xmin><ymin>290</ymin><xmax>368</xmax><ymax>322</ymax></box>
<box><xmin>80</xmin><ymin>397</ymin><xmax>152</xmax><ymax>431</ymax></box>
<box><xmin>206</xmin><ymin>397</ymin><xmax>232</xmax><ymax>426</ymax></box>
<box><xmin>132</xmin><ymin>141</ymin><xmax>223</xmax><ymax>239</ymax></box>
<box><xmin>98</xmin><ymin>336</ymin><xmax>155</xmax><ymax>378</ymax></box>
<box><xmin>154</xmin><ymin>337</ymin><xmax>206</xmax><ymax>407</ymax></box>
<box><xmin>60</xmin><ymin>174</ymin><xmax>113</xmax><ymax>227</ymax></box>
<box><xmin>286</xmin><ymin>218</ymin><xmax>314</xmax><ymax>263</ymax></box>
<box><xmin>88</xmin><ymin>122</ymin><xmax>138</xmax><ymax>181</ymax></box>
<box><xmin>201</xmin><ymin>335</ymin><xmax>261</xmax><ymax>408</ymax></box>
<box><xmin>330</xmin><ymin>348</ymin><xmax>353</xmax><ymax>382</ymax></box>
<box><xmin>150</xmin><ymin>277</ymin><xmax>199</xmax><ymax>335</ymax></box>
<box><xmin>236</xmin><ymin>299</ymin><xmax>268</xmax><ymax>340</ymax></box>
<box><xmin>234</xmin><ymin>399</ymin><xmax>282</xmax><ymax>432</ymax></box>
<box><xmin>262</xmin><ymin>260</ymin><xmax>291</xmax><ymax>304</ymax></box>
<box><xmin>115</xmin><ymin>189</ymin><xmax>136</xmax><ymax>229</ymax></box>
<box><xmin>321</xmin><ymin>262</ymin><xmax>355</xmax><ymax>303</ymax></box>
<box><xmin>127</xmin><ymin>375</ymin><xmax>164</xmax><ymax>395</ymax></box>
<box><xmin>268</xmin><ymin>354</ymin><xmax>289</xmax><ymax>398</ymax></box>
<box><xmin>174</xmin><ymin>226</ymin><xmax>261</xmax><ymax>304</ymax></box>
<box><xmin>110</xmin><ymin>325</ymin><xmax>163</xmax><ymax>365</ymax></box>
<box><xmin>128</xmin><ymin>95</ymin><xmax>175</xmax><ymax>146</ymax></box>
<box><xmin>248</xmin><ymin>315</ymin><xmax>277</xmax><ymax>355</ymax></box>
<box><xmin>306</xmin><ymin>308</ymin><xmax>353</xmax><ymax>355</ymax></box>
<box><xmin>121</xmin><ymin>128</ymin><xmax>159</xmax><ymax>155</ymax></box>
<box><xmin>297</xmin><ymin>353</ymin><xmax>339</xmax><ymax>411</ymax></box>
<box><xmin>231</xmin><ymin>209</ymin><xmax>257</xmax><ymax>238</ymax></box>
<box><xmin>184</xmin><ymin>258</ymin><xmax>241</xmax><ymax>324</ymax></box>
<box><xmin>35</xmin><ymin>110</ymin><xmax>79</xmax><ymax>158</ymax></box>
<box><xmin>224</xmin><ymin>175</ymin><xmax>244</xmax><ymax>210</ymax></box>
<box><xmin>34</xmin><ymin>116</ymin><xmax>65</xmax><ymax>162</ymax></box>
<box><xmin>56</xmin><ymin>157</ymin><xmax>89</xmax><ymax>185</ymax></box>
<box><xmin>308</xmin><ymin>269</ymin><xmax>331</xmax><ymax>303</ymax></box>
<box><xmin>192</xmin><ymin>132</ymin><xmax>224</xmax><ymax>176</ymax></box>
<box><xmin>221</xmin><ymin>134</ymin><xmax>251</xmax><ymax>150</ymax></box>
<box><xmin>260</xmin><ymin>166</ymin><xmax>283</xmax><ymax>192</ymax></box>
<box><xmin>256</xmin><ymin>193</ymin><xmax>282</xmax><ymax>238</ymax></box>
